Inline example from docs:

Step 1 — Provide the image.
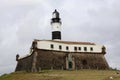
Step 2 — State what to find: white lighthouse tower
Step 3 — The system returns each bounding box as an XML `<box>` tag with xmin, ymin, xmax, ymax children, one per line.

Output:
<box><xmin>51</xmin><ymin>9</ymin><xmax>62</xmax><ymax>40</ymax></box>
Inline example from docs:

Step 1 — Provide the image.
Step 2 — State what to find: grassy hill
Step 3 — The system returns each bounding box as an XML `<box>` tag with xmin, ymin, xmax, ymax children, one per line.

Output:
<box><xmin>0</xmin><ymin>70</ymin><xmax>120</xmax><ymax>80</ymax></box>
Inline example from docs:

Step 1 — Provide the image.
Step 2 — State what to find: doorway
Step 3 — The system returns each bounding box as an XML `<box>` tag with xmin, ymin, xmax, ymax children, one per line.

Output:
<box><xmin>69</xmin><ymin>62</ymin><xmax>73</xmax><ymax>69</ymax></box>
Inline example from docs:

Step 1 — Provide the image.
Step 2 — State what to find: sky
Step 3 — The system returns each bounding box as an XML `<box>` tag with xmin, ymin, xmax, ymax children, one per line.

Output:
<box><xmin>0</xmin><ymin>0</ymin><xmax>120</xmax><ymax>75</ymax></box>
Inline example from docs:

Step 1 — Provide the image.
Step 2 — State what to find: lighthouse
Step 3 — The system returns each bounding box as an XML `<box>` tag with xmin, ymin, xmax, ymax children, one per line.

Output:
<box><xmin>51</xmin><ymin>9</ymin><xmax>62</xmax><ymax>40</ymax></box>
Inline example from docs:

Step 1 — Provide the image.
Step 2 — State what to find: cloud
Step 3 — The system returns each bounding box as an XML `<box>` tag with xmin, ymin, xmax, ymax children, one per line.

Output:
<box><xmin>0</xmin><ymin>0</ymin><xmax>120</xmax><ymax>75</ymax></box>
<box><xmin>0</xmin><ymin>0</ymin><xmax>43</xmax><ymax>6</ymax></box>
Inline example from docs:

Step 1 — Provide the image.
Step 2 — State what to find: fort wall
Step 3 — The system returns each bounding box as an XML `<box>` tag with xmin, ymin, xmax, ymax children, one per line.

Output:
<box><xmin>15</xmin><ymin>49</ymin><xmax>109</xmax><ymax>72</ymax></box>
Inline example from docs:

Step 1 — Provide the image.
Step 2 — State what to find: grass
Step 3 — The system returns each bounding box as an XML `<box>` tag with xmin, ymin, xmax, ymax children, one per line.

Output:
<box><xmin>0</xmin><ymin>70</ymin><xmax>120</xmax><ymax>80</ymax></box>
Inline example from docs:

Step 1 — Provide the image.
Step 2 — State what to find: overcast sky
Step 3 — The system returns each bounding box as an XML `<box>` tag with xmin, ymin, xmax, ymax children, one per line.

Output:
<box><xmin>0</xmin><ymin>0</ymin><xmax>120</xmax><ymax>75</ymax></box>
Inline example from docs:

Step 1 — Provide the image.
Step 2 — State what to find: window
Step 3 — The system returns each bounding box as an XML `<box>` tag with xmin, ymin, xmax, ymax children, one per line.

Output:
<box><xmin>74</xmin><ymin>47</ymin><xmax>77</xmax><ymax>51</ymax></box>
<box><xmin>78</xmin><ymin>47</ymin><xmax>81</xmax><ymax>50</ymax></box>
<box><xmin>59</xmin><ymin>45</ymin><xmax>62</xmax><ymax>50</ymax></box>
<box><xmin>84</xmin><ymin>47</ymin><xmax>87</xmax><ymax>51</ymax></box>
<box><xmin>66</xmin><ymin>46</ymin><xmax>69</xmax><ymax>50</ymax></box>
<box><xmin>51</xmin><ymin>44</ymin><xmax>54</xmax><ymax>49</ymax></box>
<box><xmin>90</xmin><ymin>47</ymin><xmax>93</xmax><ymax>51</ymax></box>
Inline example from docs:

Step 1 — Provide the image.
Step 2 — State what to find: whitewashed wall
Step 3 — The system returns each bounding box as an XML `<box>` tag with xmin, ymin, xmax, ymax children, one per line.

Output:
<box><xmin>37</xmin><ymin>40</ymin><xmax>103</xmax><ymax>53</ymax></box>
<box><xmin>51</xmin><ymin>23</ymin><xmax>61</xmax><ymax>31</ymax></box>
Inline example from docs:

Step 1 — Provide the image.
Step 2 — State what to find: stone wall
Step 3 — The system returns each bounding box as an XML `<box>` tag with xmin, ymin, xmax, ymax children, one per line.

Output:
<box><xmin>36</xmin><ymin>49</ymin><xmax>66</xmax><ymax>70</ymax></box>
<box><xmin>15</xmin><ymin>49</ymin><xmax>109</xmax><ymax>72</ymax></box>
<box><xmin>15</xmin><ymin>53</ymin><xmax>34</xmax><ymax>72</ymax></box>
<box><xmin>72</xmin><ymin>53</ymin><xmax>108</xmax><ymax>69</ymax></box>
<box><xmin>35</xmin><ymin>49</ymin><xmax>109</xmax><ymax>70</ymax></box>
